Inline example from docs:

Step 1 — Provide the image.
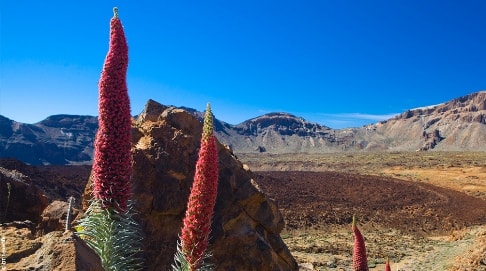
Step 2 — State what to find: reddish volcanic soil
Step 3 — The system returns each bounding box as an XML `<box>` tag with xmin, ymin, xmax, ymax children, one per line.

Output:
<box><xmin>253</xmin><ymin>170</ymin><xmax>486</xmax><ymax>270</ymax></box>
<box><xmin>3</xmin><ymin>153</ymin><xmax>486</xmax><ymax>270</ymax></box>
<box><xmin>254</xmin><ymin>171</ymin><xmax>486</xmax><ymax>235</ymax></box>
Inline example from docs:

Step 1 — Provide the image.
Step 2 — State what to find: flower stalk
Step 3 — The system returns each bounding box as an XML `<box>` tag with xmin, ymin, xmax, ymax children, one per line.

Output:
<box><xmin>352</xmin><ymin>215</ymin><xmax>369</xmax><ymax>271</ymax></box>
<box><xmin>92</xmin><ymin>6</ymin><xmax>132</xmax><ymax>212</ymax></box>
<box><xmin>76</xmin><ymin>8</ymin><xmax>143</xmax><ymax>270</ymax></box>
<box><xmin>174</xmin><ymin>103</ymin><xmax>219</xmax><ymax>271</ymax></box>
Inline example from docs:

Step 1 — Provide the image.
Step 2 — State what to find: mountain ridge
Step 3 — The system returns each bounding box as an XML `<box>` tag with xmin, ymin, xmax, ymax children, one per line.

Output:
<box><xmin>1</xmin><ymin>91</ymin><xmax>485</xmax><ymax>164</ymax></box>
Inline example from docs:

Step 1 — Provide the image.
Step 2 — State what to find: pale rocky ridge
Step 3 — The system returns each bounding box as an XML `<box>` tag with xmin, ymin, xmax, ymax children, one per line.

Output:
<box><xmin>1</xmin><ymin>91</ymin><xmax>485</xmax><ymax>165</ymax></box>
<box><xmin>193</xmin><ymin>91</ymin><xmax>486</xmax><ymax>153</ymax></box>
<box><xmin>366</xmin><ymin>91</ymin><xmax>486</xmax><ymax>151</ymax></box>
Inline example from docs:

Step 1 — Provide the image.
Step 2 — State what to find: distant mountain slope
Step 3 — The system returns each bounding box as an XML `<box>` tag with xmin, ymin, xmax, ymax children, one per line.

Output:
<box><xmin>191</xmin><ymin>92</ymin><xmax>486</xmax><ymax>152</ymax></box>
<box><xmin>0</xmin><ymin>115</ymin><xmax>97</xmax><ymax>165</ymax></box>
<box><xmin>1</xmin><ymin>91</ymin><xmax>485</xmax><ymax>165</ymax></box>
<box><xmin>214</xmin><ymin>112</ymin><xmax>347</xmax><ymax>153</ymax></box>
<box><xmin>365</xmin><ymin>91</ymin><xmax>486</xmax><ymax>151</ymax></box>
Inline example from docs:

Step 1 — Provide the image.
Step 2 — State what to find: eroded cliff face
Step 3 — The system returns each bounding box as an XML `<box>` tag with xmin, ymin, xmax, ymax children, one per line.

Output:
<box><xmin>369</xmin><ymin>91</ymin><xmax>486</xmax><ymax>151</ymax></box>
<box><xmin>123</xmin><ymin>100</ymin><xmax>298</xmax><ymax>270</ymax></box>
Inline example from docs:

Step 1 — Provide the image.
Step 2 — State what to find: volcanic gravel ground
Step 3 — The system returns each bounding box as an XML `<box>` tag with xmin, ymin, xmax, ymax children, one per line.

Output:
<box><xmin>254</xmin><ymin>171</ymin><xmax>486</xmax><ymax>236</ymax></box>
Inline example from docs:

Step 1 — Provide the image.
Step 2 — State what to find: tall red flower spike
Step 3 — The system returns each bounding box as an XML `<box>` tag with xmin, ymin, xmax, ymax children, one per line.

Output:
<box><xmin>92</xmin><ymin>7</ymin><xmax>132</xmax><ymax>212</ymax></box>
<box><xmin>385</xmin><ymin>257</ymin><xmax>391</xmax><ymax>271</ymax></box>
<box><xmin>180</xmin><ymin>103</ymin><xmax>219</xmax><ymax>270</ymax></box>
<box><xmin>352</xmin><ymin>216</ymin><xmax>369</xmax><ymax>271</ymax></box>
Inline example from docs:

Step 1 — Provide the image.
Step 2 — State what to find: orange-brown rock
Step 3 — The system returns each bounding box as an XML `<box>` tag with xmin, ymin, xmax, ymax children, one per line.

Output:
<box><xmin>4</xmin><ymin>227</ymin><xmax>102</xmax><ymax>271</ymax></box>
<box><xmin>37</xmin><ymin>200</ymin><xmax>79</xmax><ymax>234</ymax></box>
<box><xmin>98</xmin><ymin>99</ymin><xmax>298</xmax><ymax>270</ymax></box>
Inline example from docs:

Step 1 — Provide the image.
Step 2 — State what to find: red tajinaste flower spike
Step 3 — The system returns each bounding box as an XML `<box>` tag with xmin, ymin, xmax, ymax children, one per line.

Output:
<box><xmin>352</xmin><ymin>215</ymin><xmax>369</xmax><ymax>271</ymax></box>
<box><xmin>384</xmin><ymin>257</ymin><xmax>391</xmax><ymax>271</ymax></box>
<box><xmin>92</xmin><ymin>7</ymin><xmax>132</xmax><ymax>212</ymax></box>
<box><xmin>180</xmin><ymin>103</ymin><xmax>219</xmax><ymax>270</ymax></box>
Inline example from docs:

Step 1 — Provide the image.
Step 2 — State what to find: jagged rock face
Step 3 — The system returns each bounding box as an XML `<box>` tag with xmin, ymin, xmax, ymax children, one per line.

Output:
<box><xmin>369</xmin><ymin>91</ymin><xmax>486</xmax><ymax>151</ymax></box>
<box><xmin>0</xmin><ymin>115</ymin><xmax>97</xmax><ymax>165</ymax></box>
<box><xmin>126</xmin><ymin>101</ymin><xmax>298</xmax><ymax>270</ymax></box>
<box><xmin>394</xmin><ymin>91</ymin><xmax>486</xmax><ymax>122</ymax></box>
<box><xmin>418</xmin><ymin>129</ymin><xmax>443</xmax><ymax>151</ymax></box>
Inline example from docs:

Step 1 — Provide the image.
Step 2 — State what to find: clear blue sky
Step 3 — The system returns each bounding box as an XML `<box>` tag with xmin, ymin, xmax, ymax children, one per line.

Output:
<box><xmin>1</xmin><ymin>1</ymin><xmax>485</xmax><ymax>129</ymax></box>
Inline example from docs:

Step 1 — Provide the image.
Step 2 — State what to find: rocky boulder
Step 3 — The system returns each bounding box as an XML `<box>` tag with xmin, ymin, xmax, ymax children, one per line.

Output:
<box><xmin>98</xmin><ymin>100</ymin><xmax>298</xmax><ymax>270</ymax></box>
<box><xmin>4</xmin><ymin>226</ymin><xmax>102</xmax><ymax>271</ymax></box>
<box><xmin>37</xmin><ymin>200</ymin><xmax>80</xmax><ymax>234</ymax></box>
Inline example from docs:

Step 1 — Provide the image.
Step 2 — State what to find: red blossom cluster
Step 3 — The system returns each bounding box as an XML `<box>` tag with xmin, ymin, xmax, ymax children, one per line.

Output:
<box><xmin>352</xmin><ymin>216</ymin><xmax>369</xmax><ymax>271</ymax></box>
<box><xmin>180</xmin><ymin>103</ymin><xmax>219</xmax><ymax>270</ymax></box>
<box><xmin>92</xmin><ymin>9</ymin><xmax>132</xmax><ymax>212</ymax></box>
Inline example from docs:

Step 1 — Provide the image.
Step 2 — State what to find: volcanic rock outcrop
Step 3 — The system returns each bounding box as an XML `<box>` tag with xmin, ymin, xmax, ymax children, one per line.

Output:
<box><xmin>83</xmin><ymin>99</ymin><xmax>298</xmax><ymax>270</ymax></box>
